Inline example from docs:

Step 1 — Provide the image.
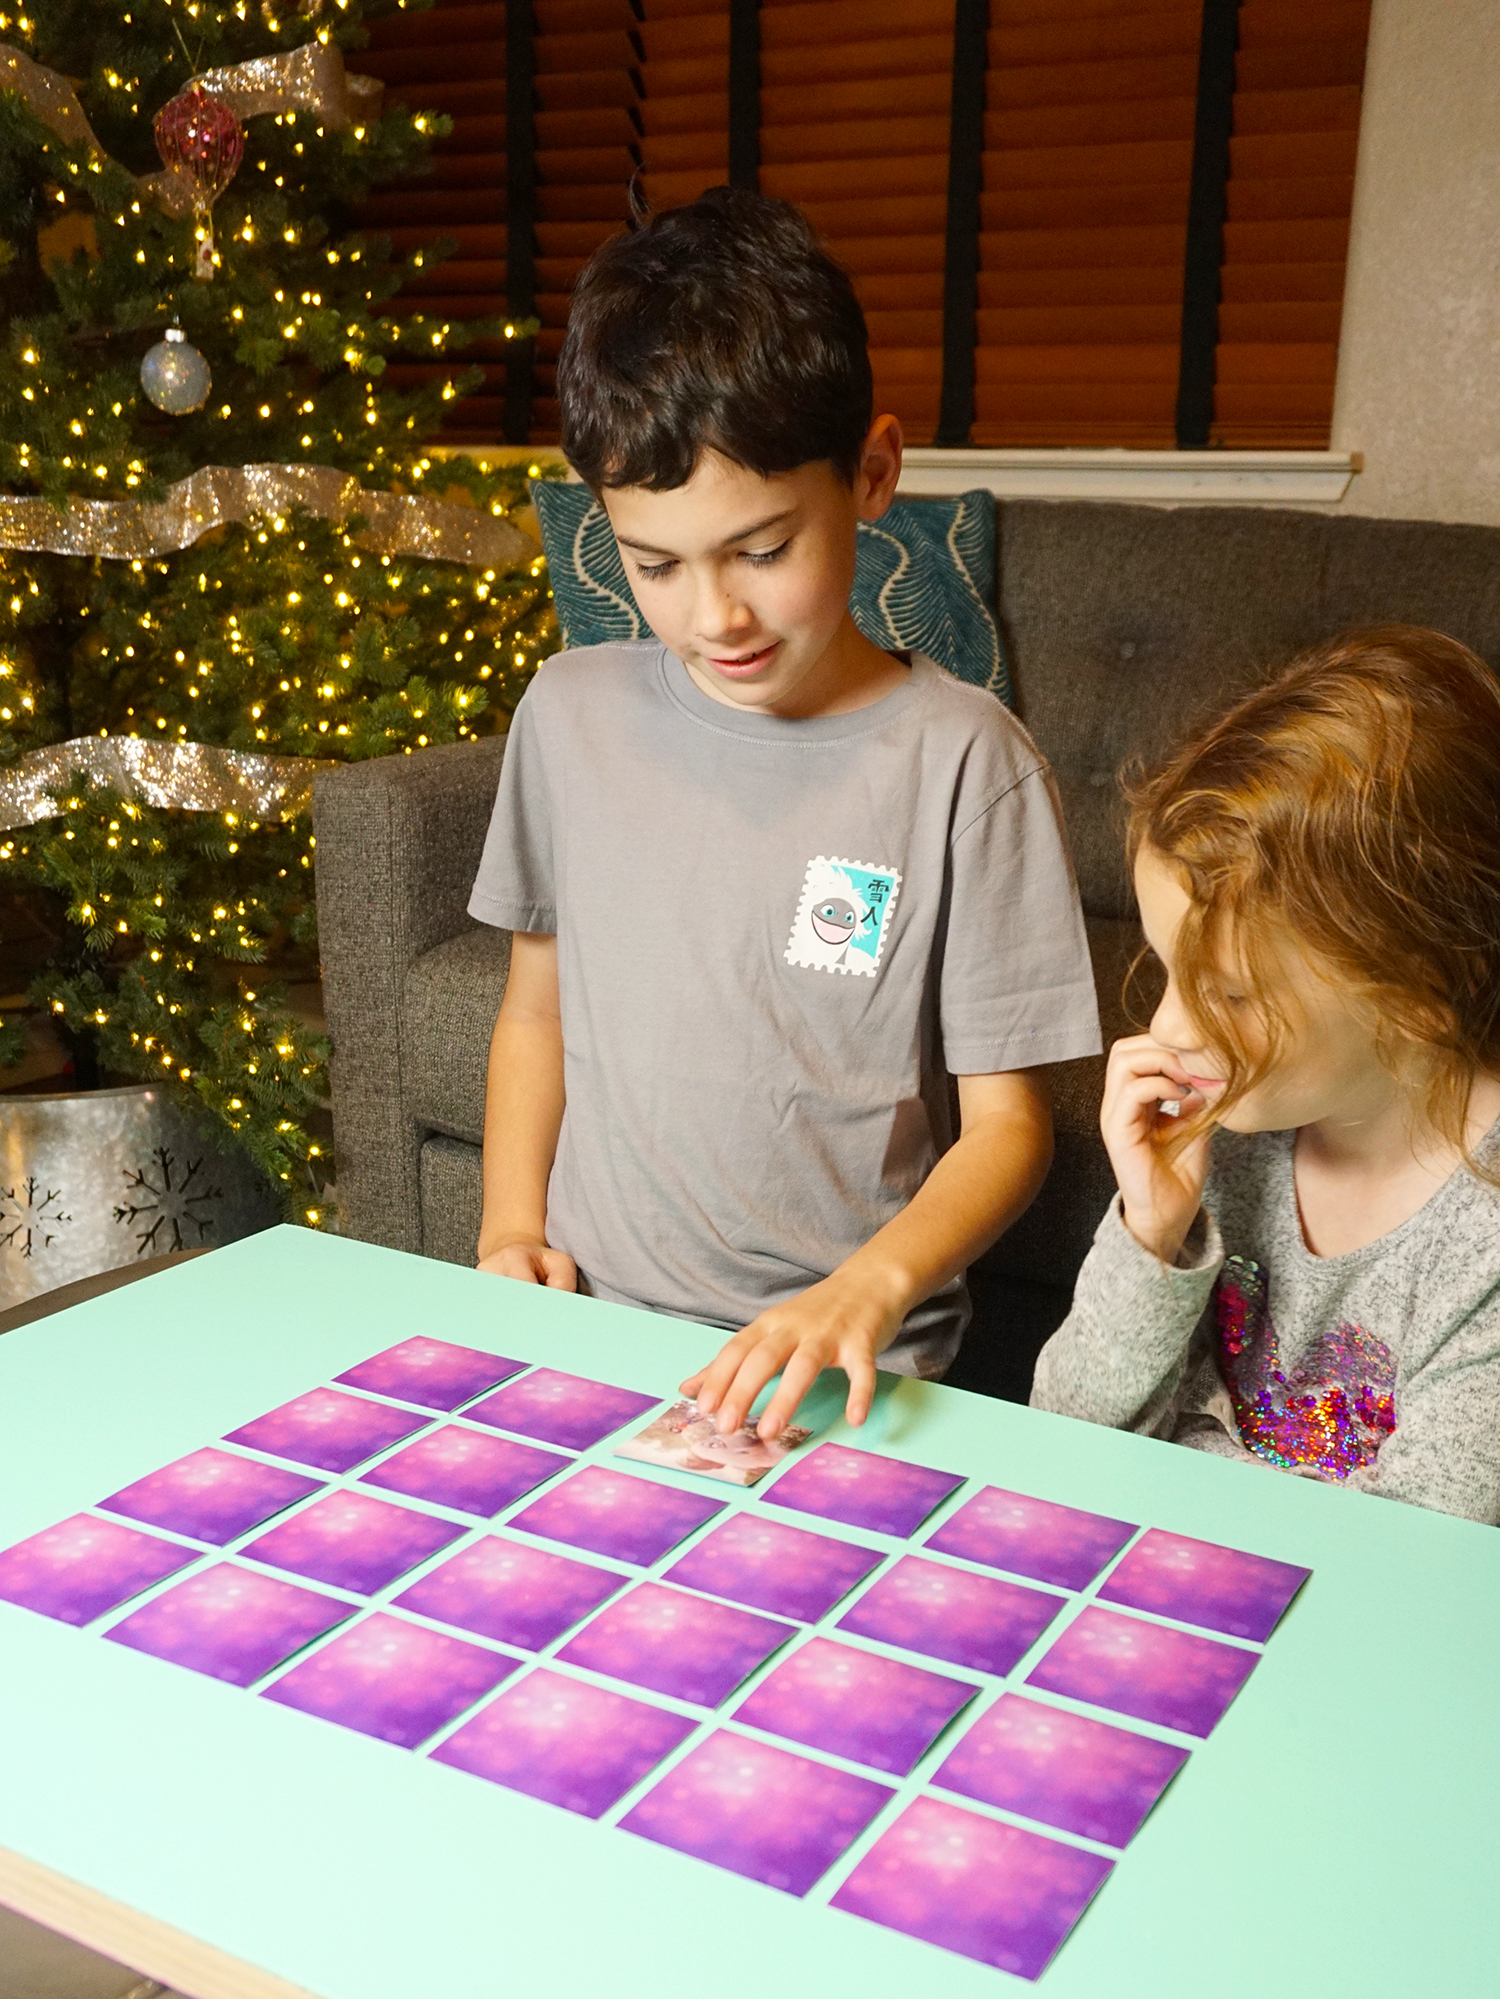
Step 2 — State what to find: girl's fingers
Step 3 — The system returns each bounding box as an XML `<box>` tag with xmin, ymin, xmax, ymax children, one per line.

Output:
<box><xmin>755</xmin><ymin>1347</ymin><xmax>824</xmax><ymax>1441</ymax></box>
<box><xmin>716</xmin><ymin>1339</ymin><xmax>794</xmax><ymax>1435</ymax></box>
<box><xmin>685</xmin><ymin>1333</ymin><xmax>755</xmax><ymax>1413</ymax></box>
<box><xmin>842</xmin><ymin>1350</ymin><xmax>879</xmax><ymax>1429</ymax></box>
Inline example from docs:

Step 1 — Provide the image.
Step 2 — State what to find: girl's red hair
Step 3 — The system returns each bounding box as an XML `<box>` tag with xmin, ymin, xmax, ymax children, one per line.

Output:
<box><xmin>1128</xmin><ymin>625</ymin><xmax>1500</xmax><ymax>1166</ymax></box>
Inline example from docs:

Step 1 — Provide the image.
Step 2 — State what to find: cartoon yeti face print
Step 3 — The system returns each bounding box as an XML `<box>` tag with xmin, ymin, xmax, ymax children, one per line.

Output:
<box><xmin>786</xmin><ymin>856</ymin><xmax>902</xmax><ymax>978</ymax></box>
<box><xmin>810</xmin><ymin>895</ymin><xmax>860</xmax><ymax>947</ymax></box>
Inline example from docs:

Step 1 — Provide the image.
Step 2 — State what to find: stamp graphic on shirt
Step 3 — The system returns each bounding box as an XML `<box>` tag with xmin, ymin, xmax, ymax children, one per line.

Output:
<box><xmin>785</xmin><ymin>856</ymin><xmax>902</xmax><ymax>978</ymax></box>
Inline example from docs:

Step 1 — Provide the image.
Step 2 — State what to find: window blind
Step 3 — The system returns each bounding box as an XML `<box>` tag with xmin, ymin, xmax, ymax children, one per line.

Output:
<box><xmin>1212</xmin><ymin>0</ymin><xmax>1370</xmax><ymax>445</ymax></box>
<box><xmin>973</xmin><ymin>2</ymin><xmax>1203</xmax><ymax>448</ymax></box>
<box><xmin>531</xmin><ymin>0</ymin><xmax>643</xmax><ymax>439</ymax></box>
<box><xmin>636</xmin><ymin>2</ymin><xmax>730</xmax><ymax>211</ymax></box>
<box><xmin>357</xmin><ymin>0</ymin><xmax>509</xmax><ymax>441</ymax></box>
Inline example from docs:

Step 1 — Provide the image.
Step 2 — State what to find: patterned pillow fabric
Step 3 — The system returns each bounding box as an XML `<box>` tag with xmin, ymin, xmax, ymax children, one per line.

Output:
<box><xmin>530</xmin><ymin>480</ymin><xmax>1012</xmax><ymax>706</ymax></box>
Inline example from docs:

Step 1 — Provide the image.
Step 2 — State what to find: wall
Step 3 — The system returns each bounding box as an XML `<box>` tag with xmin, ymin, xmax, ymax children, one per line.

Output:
<box><xmin>1331</xmin><ymin>0</ymin><xmax>1500</xmax><ymax>525</ymax></box>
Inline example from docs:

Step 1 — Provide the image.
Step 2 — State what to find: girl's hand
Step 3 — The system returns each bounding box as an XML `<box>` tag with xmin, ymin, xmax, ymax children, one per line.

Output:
<box><xmin>477</xmin><ymin>1236</ymin><xmax>579</xmax><ymax>1290</ymax></box>
<box><xmin>1101</xmin><ymin>1034</ymin><xmax>1215</xmax><ymax>1263</ymax></box>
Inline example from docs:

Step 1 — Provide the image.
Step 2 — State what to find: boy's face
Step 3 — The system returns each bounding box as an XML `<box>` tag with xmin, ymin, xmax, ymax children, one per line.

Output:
<box><xmin>599</xmin><ymin>418</ymin><xmax>902</xmax><ymax>718</ymax></box>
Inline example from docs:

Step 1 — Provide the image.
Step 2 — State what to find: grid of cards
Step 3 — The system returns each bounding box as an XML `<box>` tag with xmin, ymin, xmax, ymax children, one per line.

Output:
<box><xmin>0</xmin><ymin>1334</ymin><xmax>1311</xmax><ymax>1982</ymax></box>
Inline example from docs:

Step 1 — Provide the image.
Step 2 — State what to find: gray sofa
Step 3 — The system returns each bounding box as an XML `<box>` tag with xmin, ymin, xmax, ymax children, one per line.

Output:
<box><xmin>314</xmin><ymin>499</ymin><xmax>1500</xmax><ymax>1399</ymax></box>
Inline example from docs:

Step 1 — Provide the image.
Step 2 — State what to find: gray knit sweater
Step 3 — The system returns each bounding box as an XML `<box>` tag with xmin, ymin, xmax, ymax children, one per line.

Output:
<box><xmin>1031</xmin><ymin>1128</ymin><xmax>1500</xmax><ymax>1523</ymax></box>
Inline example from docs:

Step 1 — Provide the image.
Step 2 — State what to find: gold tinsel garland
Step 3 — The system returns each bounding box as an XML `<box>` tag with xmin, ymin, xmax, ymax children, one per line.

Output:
<box><xmin>0</xmin><ymin>461</ymin><xmax>538</xmax><ymax>567</ymax></box>
<box><xmin>0</xmin><ymin>40</ymin><xmax>383</xmax><ymax>216</ymax></box>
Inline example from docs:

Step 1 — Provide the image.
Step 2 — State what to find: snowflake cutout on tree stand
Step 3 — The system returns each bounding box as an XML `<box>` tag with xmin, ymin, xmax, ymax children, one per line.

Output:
<box><xmin>0</xmin><ymin>1179</ymin><xmax>72</xmax><ymax>1259</ymax></box>
<box><xmin>114</xmin><ymin>1149</ymin><xmax>224</xmax><ymax>1257</ymax></box>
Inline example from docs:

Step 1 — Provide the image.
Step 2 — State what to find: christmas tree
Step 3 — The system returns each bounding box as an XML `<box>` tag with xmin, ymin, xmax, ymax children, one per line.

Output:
<box><xmin>0</xmin><ymin>0</ymin><xmax>552</xmax><ymax>1224</ymax></box>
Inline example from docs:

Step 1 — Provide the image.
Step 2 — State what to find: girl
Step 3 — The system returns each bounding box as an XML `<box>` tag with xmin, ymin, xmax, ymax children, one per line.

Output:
<box><xmin>1032</xmin><ymin>626</ymin><xmax>1500</xmax><ymax>1522</ymax></box>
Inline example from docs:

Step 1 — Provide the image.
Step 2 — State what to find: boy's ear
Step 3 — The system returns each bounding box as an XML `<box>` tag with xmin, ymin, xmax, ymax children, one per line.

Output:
<box><xmin>854</xmin><ymin>413</ymin><xmax>904</xmax><ymax>522</ymax></box>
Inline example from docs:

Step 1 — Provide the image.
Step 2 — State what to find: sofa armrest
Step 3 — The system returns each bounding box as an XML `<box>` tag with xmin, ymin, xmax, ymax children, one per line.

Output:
<box><xmin>313</xmin><ymin>735</ymin><xmax>507</xmax><ymax>1251</ymax></box>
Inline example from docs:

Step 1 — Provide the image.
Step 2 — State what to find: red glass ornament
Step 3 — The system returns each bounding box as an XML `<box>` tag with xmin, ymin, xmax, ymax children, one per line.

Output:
<box><xmin>153</xmin><ymin>86</ymin><xmax>244</xmax><ymax>207</ymax></box>
<box><xmin>154</xmin><ymin>87</ymin><xmax>244</xmax><ymax>277</ymax></box>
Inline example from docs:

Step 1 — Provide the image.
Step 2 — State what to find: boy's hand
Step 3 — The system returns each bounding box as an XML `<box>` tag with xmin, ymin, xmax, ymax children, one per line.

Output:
<box><xmin>477</xmin><ymin>1236</ymin><xmax>578</xmax><ymax>1290</ymax></box>
<box><xmin>681</xmin><ymin>1267</ymin><xmax>907</xmax><ymax>1442</ymax></box>
<box><xmin>1102</xmin><ymin>1034</ymin><xmax>1215</xmax><ymax>1263</ymax></box>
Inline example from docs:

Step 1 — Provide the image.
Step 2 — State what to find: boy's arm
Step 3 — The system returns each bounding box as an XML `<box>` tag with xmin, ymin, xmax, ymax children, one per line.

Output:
<box><xmin>476</xmin><ymin>931</ymin><xmax>576</xmax><ymax>1289</ymax></box>
<box><xmin>684</xmin><ymin>1069</ymin><xmax>1054</xmax><ymax>1438</ymax></box>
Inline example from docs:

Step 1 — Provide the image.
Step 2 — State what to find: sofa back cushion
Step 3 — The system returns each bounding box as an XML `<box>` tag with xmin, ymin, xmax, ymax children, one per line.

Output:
<box><xmin>1000</xmin><ymin>502</ymin><xmax>1500</xmax><ymax>919</ymax></box>
<box><xmin>531</xmin><ymin>480</ymin><xmax>1013</xmax><ymax>701</ymax></box>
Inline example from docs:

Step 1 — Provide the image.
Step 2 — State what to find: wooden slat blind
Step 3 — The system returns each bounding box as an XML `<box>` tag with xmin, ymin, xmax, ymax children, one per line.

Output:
<box><xmin>637</xmin><ymin>0</ymin><xmax>730</xmax><ymax>209</ymax></box>
<box><xmin>358</xmin><ymin>0</ymin><xmax>509</xmax><ymax>440</ymax></box>
<box><xmin>531</xmin><ymin>0</ymin><xmax>643</xmax><ymax>438</ymax></box>
<box><xmin>759</xmin><ymin>0</ymin><xmax>954</xmax><ymax>443</ymax></box>
<box><xmin>1212</xmin><ymin>0</ymin><xmax>1370</xmax><ymax>445</ymax></box>
<box><xmin>973</xmin><ymin>1</ymin><xmax>1202</xmax><ymax>448</ymax></box>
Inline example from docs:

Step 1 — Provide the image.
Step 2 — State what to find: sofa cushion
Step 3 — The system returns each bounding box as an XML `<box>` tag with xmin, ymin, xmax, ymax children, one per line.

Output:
<box><xmin>999</xmin><ymin>502</ymin><xmax>1500</xmax><ymax>920</ymax></box>
<box><xmin>420</xmin><ymin>1133</ymin><xmax>484</xmax><ymax>1266</ymax></box>
<box><xmin>531</xmin><ymin>481</ymin><xmax>1013</xmax><ymax>701</ymax></box>
<box><xmin>405</xmin><ymin>923</ymin><xmax>510</xmax><ymax>1146</ymax></box>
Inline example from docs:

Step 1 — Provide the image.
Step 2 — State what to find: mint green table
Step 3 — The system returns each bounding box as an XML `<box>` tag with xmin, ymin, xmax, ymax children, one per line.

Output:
<box><xmin>1</xmin><ymin>1227</ymin><xmax>1496</xmax><ymax>1999</ymax></box>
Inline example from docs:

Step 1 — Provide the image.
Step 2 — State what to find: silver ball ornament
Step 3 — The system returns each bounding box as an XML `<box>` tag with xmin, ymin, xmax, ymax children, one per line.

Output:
<box><xmin>140</xmin><ymin>327</ymin><xmax>211</xmax><ymax>414</ymax></box>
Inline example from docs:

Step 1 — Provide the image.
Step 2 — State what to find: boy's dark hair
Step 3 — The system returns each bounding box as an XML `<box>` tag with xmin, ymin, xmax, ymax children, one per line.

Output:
<box><xmin>557</xmin><ymin>186</ymin><xmax>873</xmax><ymax>492</ymax></box>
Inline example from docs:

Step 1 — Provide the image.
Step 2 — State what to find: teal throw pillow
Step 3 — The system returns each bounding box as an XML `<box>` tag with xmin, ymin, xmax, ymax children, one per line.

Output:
<box><xmin>530</xmin><ymin>480</ymin><xmax>1012</xmax><ymax>706</ymax></box>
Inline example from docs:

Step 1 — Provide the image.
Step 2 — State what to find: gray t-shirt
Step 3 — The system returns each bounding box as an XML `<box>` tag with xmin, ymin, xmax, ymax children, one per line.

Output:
<box><xmin>469</xmin><ymin>641</ymin><xmax>1100</xmax><ymax>1373</ymax></box>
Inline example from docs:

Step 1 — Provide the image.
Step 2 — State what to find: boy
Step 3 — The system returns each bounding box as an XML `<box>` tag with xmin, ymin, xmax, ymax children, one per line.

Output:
<box><xmin>469</xmin><ymin>187</ymin><xmax>1100</xmax><ymax>1441</ymax></box>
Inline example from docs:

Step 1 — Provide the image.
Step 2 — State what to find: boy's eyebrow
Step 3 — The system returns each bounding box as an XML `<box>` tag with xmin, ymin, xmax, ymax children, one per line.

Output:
<box><xmin>614</xmin><ymin>507</ymin><xmax>797</xmax><ymax>558</ymax></box>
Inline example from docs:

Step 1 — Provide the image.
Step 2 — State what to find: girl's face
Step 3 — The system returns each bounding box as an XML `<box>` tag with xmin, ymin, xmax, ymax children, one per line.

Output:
<box><xmin>1134</xmin><ymin>846</ymin><xmax>1407</xmax><ymax>1135</ymax></box>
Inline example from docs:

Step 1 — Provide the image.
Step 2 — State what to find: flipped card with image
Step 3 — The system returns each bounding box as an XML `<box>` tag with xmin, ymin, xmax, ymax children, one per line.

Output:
<box><xmin>836</xmin><ymin>1553</ymin><xmax>1064</xmax><ymax>1676</ymax></box>
<box><xmin>1095</xmin><ymin>1527</ymin><xmax>1310</xmax><ymax>1642</ymax></box>
<box><xmin>664</xmin><ymin>1512</ymin><xmax>884</xmax><ymax>1624</ymax></box>
<box><xmin>925</xmin><ymin>1485</ymin><xmax>1137</xmax><ymax>1592</ymax></box>
<box><xmin>0</xmin><ymin>1512</ymin><xmax>198</xmax><ymax>1627</ymax></box>
<box><xmin>934</xmin><ymin>1692</ymin><xmax>1189</xmax><ymax>1848</ymax></box>
<box><xmin>241</xmin><ymin>1490</ymin><xmax>464</xmax><ymax>1595</ymax></box>
<box><xmin>763</xmin><ymin>1443</ymin><xmax>964</xmax><ymax>1538</ymax></box>
<box><xmin>224</xmin><ymin>1387</ymin><xmax>430</xmax><ymax>1474</ymax></box>
<box><xmin>733</xmin><ymin>1634</ymin><xmax>977</xmax><ymax>1776</ymax></box>
<box><xmin>359</xmin><ymin>1426</ymin><xmax>569</xmax><ymax>1518</ymax></box>
<box><xmin>262</xmin><ymin>1609</ymin><xmax>515</xmax><ymax>1748</ymax></box>
<box><xmin>465</xmin><ymin>1368</ymin><xmax>658</xmax><ymax>1451</ymax></box>
<box><xmin>98</xmin><ymin>1447</ymin><xmax>323</xmax><ymax>1546</ymax></box>
<box><xmin>335</xmin><ymin>1336</ymin><xmax>527</xmax><ymax>1412</ymax></box>
<box><xmin>616</xmin><ymin>1399</ymin><xmax>812</xmax><ymax>1487</ymax></box>
<box><xmin>621</xmin><ymin>1728</ymin><xmax>892</xmax><ymax>1896</ymax></box>
<box><xmin>509</xmin><ymin>1464</ymin><xmax>724</xmax><ymax>1566</ymax></box>
<box><xmin>104</xmin><ymin>1563</ymin><xmax>352</xmax><ymax>1686</ymax></box>
<box><xmin>393</xmin><ymin>1535</ymin><xmax>626</xmax><ymax>1651</ymax></box>
<box><xmin>830</xmin><ymin>1792</ymin><xmax>1113</xmax><ymax>1981</ymax></box>
<box><xmin>1025</xmin><ymin>1605</ymin><xmax>1258</xmax><ymax>1738</ymax></box>
<box><xmin>432</xmin><ymin>1665</ymin><xmax>697</xmax><ymax>1819</ymax></box>
<box><xmin>556</xmin><ymin>1580</ymin><xmax>794</xmax><ymax>1707</ymax></box>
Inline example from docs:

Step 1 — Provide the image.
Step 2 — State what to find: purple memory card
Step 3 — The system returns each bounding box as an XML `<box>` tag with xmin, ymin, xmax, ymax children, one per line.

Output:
<box><xmin>104</xmin><ymin>1562</ymin><xmax>351</xmax><ymax>1686</ymax></box>
<box><xmin>664</xmin><ymin>1512</ymin><xmax>884</xmax><ymax>1624</ymax></box>
<box><xmin>621</xmin><ymin>1729</ymin><xmax>892</xmax><ymax>1896</ymax></box>
<box><xmin>557</xmin><ymin>1581</ymin><xmax>793</xmax><ymax>1708</ymax></box>
<box><xmin>762</xmin><ymin>1443</ymin><xmax>964</xmax><ymax>1539</ymax></box>
<box><xmin>394</xmin><ymin>1535</ymin><xmax>625</xmax><ymax>1651</ymax></box>
<box><xmin>466</xmin><ymin>1369</ymin><xmax>659</xmax><ymax>1451</ymax></box>
<box><xmin>335</xmin><ymin>1336</ymin><xmax>527</xmax><ymax>1412</ymax></box>
<box><xmin>98</xmin><ymin>1448</ymin><xmax>322</xmax><ymax>1546</ymax></box>
<box><xmin>1026</xmin><ymin>1605</ymin><xmax>1259</xmax><ymax>1738</ymax></box>
<box><xmin>1096</xmin><ymin>1527</ymin><xmax>1310</xmax><ymax>1642</ymax></box>
<box><xmin>224</xmin><ymin>1388</ymin><xmax>429</xmax><ymax>1475</ymax></box>
<box><xmin>734</xmin><ymin>1635</ymin><xmax>977</xmax><ymax>1777</ymax></box>
<box><xmin>935</xmin><ymin>1693</ymin><xmax>1189</xmax><ymax>1847</ymax></box>
<box><xmin>510</xmin><ymin>1465</ymin><xmax>723</xmax><ymax>1567</ymax></box>
<box><xmin>831</xmin><ymin>1793</ymin><xmax>1113</xmax><ymax>1981</ymax></box>
<box><xmin>242</xmin><ymin>1490</ymin><xmax>463</xmax><ymax>1596</ymax></box>
<box><xmin>925</xmin><ymin>1486</ymin><xmax>1137</xmax><ymax>1592</ymax></box>
<box><xmin>432</xmin><ymin>1666</ymin><xmax>696</xmax><ymax>1819</ymax></box>
<box><xmin>836</xmin><ymin>1554</ymin><xmax>1064</xmax><ymax>1676</ymax></box>
<box><xmin>263</xmin><ymin>1610</ymin><xmax>515</xmax><ymax>1748</ymax></box>
<box><xmin>0</xmin><ymin>1513</ymin><xmax>197</xmax><ymax>1627</ymax></box>
<box><xmin>360</xmin><ymin>1426</ymin><xmax>569</xmax><ymax>1518</ymax></box>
